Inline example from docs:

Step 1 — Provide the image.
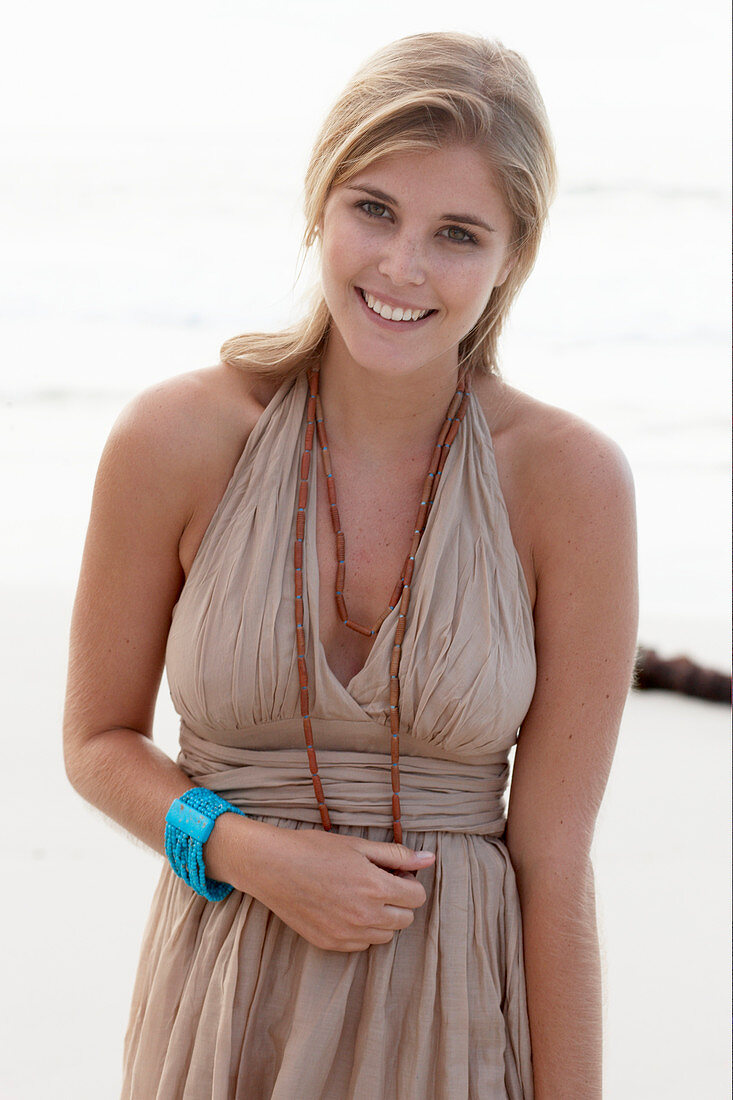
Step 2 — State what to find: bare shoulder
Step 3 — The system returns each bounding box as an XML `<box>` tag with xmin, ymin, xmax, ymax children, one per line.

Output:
<box><xmin>98</xmin><ymin>362</ymin><xmax>283</xmax><ymax>572</ymax></box>
<box><xmin>109</xmin><ymin>362</ymin><xmax>277</xmax><ymax>471</ymax></box>
<box><xmin>476</xmin><ymin>378</ymin><xmax>635</xmax><ymax>551</ymax></box>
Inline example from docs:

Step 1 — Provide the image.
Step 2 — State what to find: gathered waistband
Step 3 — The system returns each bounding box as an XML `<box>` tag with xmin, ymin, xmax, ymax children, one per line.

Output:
<box><xmin>178</xmin><ymin>723</ymin><xmax>509</xmax><ymax>835</ymax></box>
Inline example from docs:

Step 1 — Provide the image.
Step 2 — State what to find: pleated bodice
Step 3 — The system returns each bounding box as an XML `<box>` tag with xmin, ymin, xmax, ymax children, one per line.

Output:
<box><xmin>165</xmin><ymin>370</ymin><xmax>536</xmax><ymax>789</ymax></box>
<box><xmin>123</xmin><ymin>371</ymin><xmax>538</xmax><ymax>1099</ymax></box>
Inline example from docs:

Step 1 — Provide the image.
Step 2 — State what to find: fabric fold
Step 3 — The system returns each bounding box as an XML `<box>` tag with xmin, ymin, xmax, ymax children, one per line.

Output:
<box><xmin>123</xmin><ymin>369</ymin><xmax>537</xmax><ymax>1098</ymax></box>
<box><xmin>178</xmin><ymin>722</ymin><xmax>510</xmax><ymax>835</ymax></box>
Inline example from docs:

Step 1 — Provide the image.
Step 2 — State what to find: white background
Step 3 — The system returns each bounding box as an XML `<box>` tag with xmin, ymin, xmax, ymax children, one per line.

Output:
<box><xmin>0</xmin><ymin>1</ymin><xmax>730</xmax><ymax>1096</ymax></box>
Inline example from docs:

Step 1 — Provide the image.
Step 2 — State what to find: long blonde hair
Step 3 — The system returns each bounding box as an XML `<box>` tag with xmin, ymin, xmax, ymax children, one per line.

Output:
<box><xmin>220</xmin><ymin>32</ymin><xmax>557</xmax><ymax>381</ymax></box>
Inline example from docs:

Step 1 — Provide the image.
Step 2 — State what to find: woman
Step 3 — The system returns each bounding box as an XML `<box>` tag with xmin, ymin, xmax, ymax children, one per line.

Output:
<box><xmin>64</xmin><ymin>32</ymin><xmax>638</xmax><ymax>1099</ymax></box>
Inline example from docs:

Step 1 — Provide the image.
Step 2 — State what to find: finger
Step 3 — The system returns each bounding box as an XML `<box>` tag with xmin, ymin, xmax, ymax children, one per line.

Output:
<box><xmin>365</xmin><ymin>928</ymin><xmax>395</xmax><ymax>946</ymax></box>
<box><xmin>358</xmin><ymin>840</ymin><xmax>435</xmax><ymax>872</ymax></box>
<box><xmin>382</xmin><ymin>904</ymin><xmax>416</xmax><ymax>930</ymax></box>
<box><xmin>380</xmin><ymin>873</ymin><xmax>428</xmax><ymax>909</ymax></box>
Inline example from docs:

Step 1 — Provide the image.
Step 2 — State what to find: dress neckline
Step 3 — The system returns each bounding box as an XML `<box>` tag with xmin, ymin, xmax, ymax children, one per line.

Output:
<box><xmin>305</xmin><ymin>381</ymin><xmax>467</xmax><ymax>703</ymax></box>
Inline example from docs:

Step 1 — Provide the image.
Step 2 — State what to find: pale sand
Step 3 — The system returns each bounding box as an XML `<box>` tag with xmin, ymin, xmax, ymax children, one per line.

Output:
<box><xmin>1</xmin><ymin>581</ymin><xmax>729</xmax><ymax>1099</ymax></box>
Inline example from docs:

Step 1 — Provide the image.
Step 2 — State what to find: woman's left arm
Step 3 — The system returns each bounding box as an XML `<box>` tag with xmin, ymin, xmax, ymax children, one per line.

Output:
<box><xmin>504</xmin><ymin>420</ymin><xmax>639</xmax><ymax>1099</ymax></box>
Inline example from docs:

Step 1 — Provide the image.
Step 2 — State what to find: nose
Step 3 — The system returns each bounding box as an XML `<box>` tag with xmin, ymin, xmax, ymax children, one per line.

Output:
<box><xmin>377</xmin><ymin>231</ymin><xmax>426</xmax><ymax>287</ymax></box>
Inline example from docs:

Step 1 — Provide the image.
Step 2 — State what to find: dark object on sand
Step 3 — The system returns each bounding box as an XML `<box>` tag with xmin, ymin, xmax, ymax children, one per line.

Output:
<box><xmin>634</xmin><ymin>647</ymin><xmax>732</xmax><ymax>704</ymax></box>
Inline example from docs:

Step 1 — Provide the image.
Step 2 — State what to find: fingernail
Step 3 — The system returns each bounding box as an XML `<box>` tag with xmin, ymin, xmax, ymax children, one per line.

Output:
<box><xmin>415</xmin><ymin>851</ymin><xmax>435</xmax><ymax>861</ymax></box>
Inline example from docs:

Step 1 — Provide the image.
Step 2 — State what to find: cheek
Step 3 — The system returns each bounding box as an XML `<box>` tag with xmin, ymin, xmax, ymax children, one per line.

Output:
<box><xmin>444</xmin><ymin>263</ymin><xmax>493</xmax><ymax>317</ymax></box>
<box><xmin>321</xmin><ymin>239</ymin><xmax>355</xmax><ymax>296</ymax></box>
<box><xmin>321</xmin><ymin>216</ymin><xmax>377</xmax><ymax>276</ymax></box>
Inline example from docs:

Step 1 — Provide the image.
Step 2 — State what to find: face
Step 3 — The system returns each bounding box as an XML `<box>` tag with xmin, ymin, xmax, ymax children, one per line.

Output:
<box><xmin>318</xmin><ymin>144</ymin><xmax>516</xmax><ymax>382</ymax></box>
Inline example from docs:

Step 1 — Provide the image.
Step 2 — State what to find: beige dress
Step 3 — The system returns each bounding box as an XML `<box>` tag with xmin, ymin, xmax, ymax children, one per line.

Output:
<box><xmin>122</xmin><ymin>371</ymin><xmax>537</xmax><ymax>1099</ymax></box>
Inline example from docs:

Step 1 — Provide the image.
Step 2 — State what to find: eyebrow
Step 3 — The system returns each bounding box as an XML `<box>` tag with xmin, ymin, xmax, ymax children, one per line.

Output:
<box><xmin>346</xmin><ymin>184</ymin><xmax>497</xmax><ymax>233</ymax></box>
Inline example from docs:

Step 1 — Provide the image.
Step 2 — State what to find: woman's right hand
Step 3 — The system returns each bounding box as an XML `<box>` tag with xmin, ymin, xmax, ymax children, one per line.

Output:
<box><xmin>222</xmin><ymin>818</ymin><xmax>436</xmax><ymax>952</ymax></box>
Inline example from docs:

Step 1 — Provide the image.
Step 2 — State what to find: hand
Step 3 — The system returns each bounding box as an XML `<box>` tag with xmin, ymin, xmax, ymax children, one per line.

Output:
<box><xmin>238</xmin><ymin>822</ymin><xmax>436</xmax><ymax>952</ymax></box>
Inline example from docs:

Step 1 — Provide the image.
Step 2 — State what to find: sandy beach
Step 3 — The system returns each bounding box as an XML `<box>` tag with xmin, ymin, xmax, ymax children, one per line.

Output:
<box><xmin>1</xmin><ymin>397</ymin><xmax>730</xmax><ymax>1098</ymax></box>
<box><xmin>2</xmin><ymin>0</ymin><xmax>730</xmax><ymax>1093</ymax></box>
<box><xmin>1</xmin><ymin>573</ymin><xmax>729</xmax><ymax>1099</ymax></box>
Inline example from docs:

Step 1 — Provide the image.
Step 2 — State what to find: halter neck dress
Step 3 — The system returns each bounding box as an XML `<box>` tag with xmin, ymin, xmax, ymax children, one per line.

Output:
<box><xmin>121</xmin><ymin>371</ymin><xmax>537</xmax><ymax>1099</ymax></box>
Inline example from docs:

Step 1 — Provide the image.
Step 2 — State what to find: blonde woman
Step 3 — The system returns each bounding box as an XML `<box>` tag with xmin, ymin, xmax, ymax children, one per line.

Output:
<box><xmin>64</xmin><ymin>32</ymin><xmax>638</xmax><ymax>1099</ymax></box>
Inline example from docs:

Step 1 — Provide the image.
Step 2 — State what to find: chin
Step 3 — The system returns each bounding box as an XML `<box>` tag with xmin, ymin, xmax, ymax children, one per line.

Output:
<box><xmin>339</xmin><ymin>339</ymin><xmax>428</xmax><ymax>380</ymax></box>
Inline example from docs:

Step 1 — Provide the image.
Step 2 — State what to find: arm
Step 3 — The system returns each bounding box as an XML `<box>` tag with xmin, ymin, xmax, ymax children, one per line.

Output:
<box><xmin>63</xmin><ymin>371</ymin><xmax>432</xmax><ymax>949</ymax></box>
<box><xmin>62</xmin><ymin>373</ymin><xmax>275</xmax><ymax>874</ymax></box>
<box><xmin>504</xmin><ymin>422</ymin><xmax>638</xmax><ymax>1099</ymax></box>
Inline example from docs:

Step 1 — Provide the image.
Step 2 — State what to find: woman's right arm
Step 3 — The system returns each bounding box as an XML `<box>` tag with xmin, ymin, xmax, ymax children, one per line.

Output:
<box><xmin>63</xmin><ymin>371</ymin><xmax>433</xmax><ymax>950</ymax></box>
<box><xmin>63</xmin><ymin>373</ymin><xmax>252</xmax><ymax>856</ymax></box>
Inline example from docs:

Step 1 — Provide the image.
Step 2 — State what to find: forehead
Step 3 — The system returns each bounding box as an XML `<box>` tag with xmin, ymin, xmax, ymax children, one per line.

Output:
<box><xmin>339</xmin><ymin>145</ymin><xmax>509</xmax><ymax>218</ymax></box>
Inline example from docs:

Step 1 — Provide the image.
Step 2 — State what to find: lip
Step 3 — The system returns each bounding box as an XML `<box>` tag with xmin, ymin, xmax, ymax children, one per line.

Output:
<box><xmin>354</xmin><ymin>286</ymin><xmax>436</xmax><ymax>327</ymax></box>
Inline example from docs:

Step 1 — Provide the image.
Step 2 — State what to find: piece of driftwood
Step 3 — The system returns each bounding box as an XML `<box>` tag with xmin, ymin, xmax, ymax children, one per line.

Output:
<box><xmin>634</xmin><ymin>646</ymin><xmax>731</xmax><ymax>704</ymax></box>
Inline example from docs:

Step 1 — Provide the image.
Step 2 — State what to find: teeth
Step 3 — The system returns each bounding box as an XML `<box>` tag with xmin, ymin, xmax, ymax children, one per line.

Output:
<box><xmin>361</xmin><ymin>289</ymin><xmax>430</xmax><ymax>322</ymax></box>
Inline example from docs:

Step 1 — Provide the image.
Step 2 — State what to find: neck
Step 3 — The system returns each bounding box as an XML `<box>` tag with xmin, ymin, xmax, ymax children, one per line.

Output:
<box><xmin>317</xmin><ymin>332</ymin><xmax>463</xmax><ymax>465</ymax></box>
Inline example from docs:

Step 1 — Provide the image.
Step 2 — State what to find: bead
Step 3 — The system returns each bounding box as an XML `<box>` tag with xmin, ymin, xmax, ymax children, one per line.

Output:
<box><xmin>344</xmin><ymin>617</ymin><xmax>373</xmax><ymax>638</ymax></box>
<box><xmin>388</xmin><ymin>578</ymin><xmax>404</xmax><ymax>607</ymax></box>
<box><xmin>164</xmin><ymin>788</ymin><xmax>245</xmax><ymax>902</ymax></box>
<box><xmin>295</xmin><ymin>367</ymin><xmax>470</xmax><ymax>843</ymax></box>
<box><xmin>312</xmin><ymin>773</ymin><xmax>325</xmax><ymax>804</ymax></box>
<box><xmin>304</xmin><ymin>426</ymin><xmax>315</xmax><ymax>454</ymax></box>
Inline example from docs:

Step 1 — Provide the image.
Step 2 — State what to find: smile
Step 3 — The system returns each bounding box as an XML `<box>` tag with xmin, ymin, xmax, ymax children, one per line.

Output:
<box><xmin>357</xmin><ymin>288</ymin><xmax>436</xmax><ymax>323</ymax></box>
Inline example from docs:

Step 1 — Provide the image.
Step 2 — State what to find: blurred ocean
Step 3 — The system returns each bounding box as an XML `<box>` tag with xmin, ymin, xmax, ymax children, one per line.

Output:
<box><xmin>0</xmin><ymin>6</ymin><xmax>730</xmax><ymax>1098</ymax></box>
<box><xmin>1</xmin><ymin>0</ymin><xmax>730</xmax><ymax>660</ymax></box>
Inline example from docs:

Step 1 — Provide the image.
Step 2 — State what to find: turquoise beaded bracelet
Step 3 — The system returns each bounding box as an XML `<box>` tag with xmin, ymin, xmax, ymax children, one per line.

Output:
<box><xmin>164</xmin><ymin>787</ymin><xmax>245</xmax><ymax>902</ymax></box>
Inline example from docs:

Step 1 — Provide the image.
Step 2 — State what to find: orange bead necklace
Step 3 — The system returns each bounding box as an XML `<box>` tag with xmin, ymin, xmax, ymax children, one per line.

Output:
<box><xmin>293</xmin><ymin>364</ymin><xmax>471</xmax><ymax>843</ymax></box>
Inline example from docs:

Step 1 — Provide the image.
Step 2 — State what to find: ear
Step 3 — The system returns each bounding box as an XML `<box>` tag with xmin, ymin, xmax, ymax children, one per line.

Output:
<box><xmin>494</xmin><ymin>253</ymin><xmax>518</xmax><ymax>288</ymax></box>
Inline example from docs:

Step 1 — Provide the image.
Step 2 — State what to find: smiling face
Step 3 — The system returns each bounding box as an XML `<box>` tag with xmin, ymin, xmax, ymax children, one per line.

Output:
<box><xmin>319</xmin><ymin>144</ymin><xmax>516</xmax><ymax>382</ymax></box>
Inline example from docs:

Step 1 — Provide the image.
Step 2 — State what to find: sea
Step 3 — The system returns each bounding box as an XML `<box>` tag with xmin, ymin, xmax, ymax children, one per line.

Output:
<box><xmin>0</xmin><ymin>4</ymin><xmax>729</xmax><ymax>1095</ymax></box>
<box><xmin>2</xmin><ymin>0</ymin><xmax>729</xmax><ymax>664</ymax></box>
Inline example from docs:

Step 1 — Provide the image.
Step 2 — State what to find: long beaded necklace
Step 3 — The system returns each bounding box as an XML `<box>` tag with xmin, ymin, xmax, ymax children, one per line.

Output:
<box><xmin>293</xmin><ymin>363</ymin><xmax>471</xmax><ymax>844</ymax></box>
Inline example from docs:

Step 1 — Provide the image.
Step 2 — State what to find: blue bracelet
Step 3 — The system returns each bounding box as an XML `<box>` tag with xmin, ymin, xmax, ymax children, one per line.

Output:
<box><xmin>164</xmin><ymin>787</ymin><xmax>245</xmax><ymax>902</ymax></box>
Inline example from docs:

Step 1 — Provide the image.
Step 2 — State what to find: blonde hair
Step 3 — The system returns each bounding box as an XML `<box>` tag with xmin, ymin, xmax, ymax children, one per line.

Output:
<box><xmin>220</xmin><ymin>32</ymin><xmax>557</xmax><ymax>380</ymax></box>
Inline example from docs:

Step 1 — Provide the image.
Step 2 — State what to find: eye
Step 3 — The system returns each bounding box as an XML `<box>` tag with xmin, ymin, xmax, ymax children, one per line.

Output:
<box><xmin>440</xmin><ymin>225</ymin><xmax>479</xmax><ymax>245</ymax></box>
<box><xmin>356</xmin><ymin>200</ymin><xmax>391</xmax><ymax>220</ymax></box>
